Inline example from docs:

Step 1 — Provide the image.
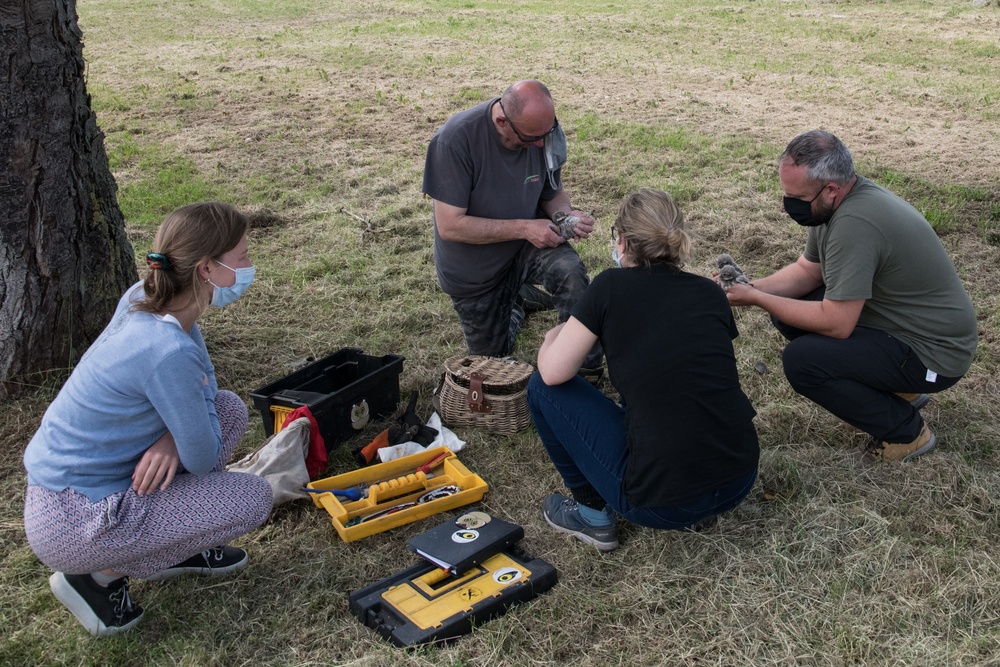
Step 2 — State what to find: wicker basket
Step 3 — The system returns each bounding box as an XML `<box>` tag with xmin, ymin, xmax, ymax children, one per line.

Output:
<box><xmin>436</xmin><ymin>355</ymin><xmax>534</xmax><ymax>435</ymax></box>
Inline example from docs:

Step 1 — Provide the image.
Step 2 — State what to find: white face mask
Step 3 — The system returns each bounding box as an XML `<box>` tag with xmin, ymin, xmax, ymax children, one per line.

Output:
<box><xmin>208</xmin><ymin>260</ymin><xmax>255</xmax><ymax>307</ymax></box>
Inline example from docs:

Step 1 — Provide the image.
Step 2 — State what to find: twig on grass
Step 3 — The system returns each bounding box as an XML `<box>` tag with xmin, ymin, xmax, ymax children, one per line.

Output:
<box><xmin>340</xmin><ymin>207</ymin><xmax>376</xmax><ymax>245</ymax></box>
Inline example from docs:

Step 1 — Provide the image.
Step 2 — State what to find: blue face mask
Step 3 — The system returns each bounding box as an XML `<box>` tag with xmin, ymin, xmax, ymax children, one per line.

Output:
<box><xmin>611</xmin><ymin>246</ymin><xmax>622</xmax><ymax>268</ymax></box>
<box><xmin>208</xmin><ymin>260</ymin><xmax>255</xmax><ymax>307</ymax></box>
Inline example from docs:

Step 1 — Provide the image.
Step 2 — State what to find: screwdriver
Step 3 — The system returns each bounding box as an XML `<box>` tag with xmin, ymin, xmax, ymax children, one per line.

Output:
<box><xmin>416</xmin><ymin>451</ymin><xmax>449</xmax><ymax>474</ymax></box>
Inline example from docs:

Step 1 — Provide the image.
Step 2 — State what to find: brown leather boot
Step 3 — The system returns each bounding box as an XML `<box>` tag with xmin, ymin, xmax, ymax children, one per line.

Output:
<box><xmin>865</xmin><ymin>424</ymin><xmax>936</xmax><ymax>463</ymax></box>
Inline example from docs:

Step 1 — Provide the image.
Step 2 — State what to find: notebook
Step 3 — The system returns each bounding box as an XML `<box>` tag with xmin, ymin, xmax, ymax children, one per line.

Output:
<box><xmin>406</xmin><ymin>512</ymin><xmax>524</xmax><ymax>576</ymax></box>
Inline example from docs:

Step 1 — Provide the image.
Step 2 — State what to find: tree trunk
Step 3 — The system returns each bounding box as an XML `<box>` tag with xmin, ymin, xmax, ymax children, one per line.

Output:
<box><xmin>0</xmin><ymin>0</ymin><xmax>137</xmax><ymax>390</ymax></box>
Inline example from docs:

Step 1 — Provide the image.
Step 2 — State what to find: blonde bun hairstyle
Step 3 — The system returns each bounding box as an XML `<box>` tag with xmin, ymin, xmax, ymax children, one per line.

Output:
<box><xmin>613</xmin><ymin>188</ymin><xmax>692</xmax><ymax>269</ymax></box>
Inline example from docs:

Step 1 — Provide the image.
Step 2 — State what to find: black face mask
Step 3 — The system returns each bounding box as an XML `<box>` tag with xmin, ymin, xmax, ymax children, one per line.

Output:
<box><xmin>783</xmin><ymin>196</ymin><xmax>821</xmax><ymax>226</ymax></box>
<box><xmin>783</xmin><ymin>185</ymin><xmax>826</xmax><ymax>226</ymax></box>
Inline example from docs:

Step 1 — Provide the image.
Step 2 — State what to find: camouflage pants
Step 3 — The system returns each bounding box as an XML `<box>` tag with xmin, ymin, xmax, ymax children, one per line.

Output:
<box><xmin>450</xmin><ymin>242</ymin><xmax>603</xmax><ymax>370</ymax></box>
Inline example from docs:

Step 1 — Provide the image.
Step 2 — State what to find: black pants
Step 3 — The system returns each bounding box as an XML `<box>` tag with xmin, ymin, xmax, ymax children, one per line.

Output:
<box><xmin>774</xmin><ymin>288</ymin><xmax>960</xmax><ymax>443</ymax></box>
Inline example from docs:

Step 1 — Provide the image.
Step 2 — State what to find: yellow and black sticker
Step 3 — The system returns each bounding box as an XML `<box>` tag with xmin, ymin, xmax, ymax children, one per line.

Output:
<box><xmin>492</xmin><ymin>567</ymin><xmax>522</xmax><ymax>585</ymax></box>
<box><xmin>451</xmin><ymin>529</ymin><xmax>479</xmax><ymax>544</ymax></box>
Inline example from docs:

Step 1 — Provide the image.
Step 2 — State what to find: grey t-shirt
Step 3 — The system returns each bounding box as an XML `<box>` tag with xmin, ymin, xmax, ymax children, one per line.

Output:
<box><xmin>805</xmin><ymin>175</ymin><xmax>977</xmax><ymax>377</ymax></box>
<box><xmin>422</xmin><ymin>99</ymin><xmax>559</xmax><ymax>297</ymax></box>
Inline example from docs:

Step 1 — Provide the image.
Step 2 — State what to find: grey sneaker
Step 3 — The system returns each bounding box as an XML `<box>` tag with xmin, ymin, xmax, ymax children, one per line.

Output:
<box><xmin>144</xmin><ymin>546</ymin><xmax>248</xmax><ymax>581</ymax></box>
<box><xmin>542</xmin><ymin>493</ymin><xmax>619</xmax><ymax>552</ymax></box>
<box><xmin>49</xmin><ymin>572</ymin><xmax>144</xmax><ymax>637</ymax></box>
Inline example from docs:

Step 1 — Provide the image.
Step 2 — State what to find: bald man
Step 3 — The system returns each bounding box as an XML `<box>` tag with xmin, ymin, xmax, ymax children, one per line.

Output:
<box><xmin>423</xmin><ymin>80</ymin><xmax>603</xmax><ymax>378</ymax></box>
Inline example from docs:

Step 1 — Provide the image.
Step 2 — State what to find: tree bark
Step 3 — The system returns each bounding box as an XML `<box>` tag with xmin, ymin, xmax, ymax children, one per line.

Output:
<box><xmin>0</xmin><ymin>0</ymin><xmax>137</xmax><ymax>390</ymax></box>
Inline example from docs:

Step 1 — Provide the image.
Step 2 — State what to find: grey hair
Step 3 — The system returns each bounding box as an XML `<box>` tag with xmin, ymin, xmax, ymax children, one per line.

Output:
<box><xmin>779</xmin><ymin>130</ymin><xmax>855</xmax><ymax>185</ymax></box>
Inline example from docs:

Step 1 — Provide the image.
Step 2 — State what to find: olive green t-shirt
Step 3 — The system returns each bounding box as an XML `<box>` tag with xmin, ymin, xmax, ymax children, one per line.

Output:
<box><xmin>805</xmin><ymin>176</ymin><xmax>977</xmax><ymax>377</ymax></box>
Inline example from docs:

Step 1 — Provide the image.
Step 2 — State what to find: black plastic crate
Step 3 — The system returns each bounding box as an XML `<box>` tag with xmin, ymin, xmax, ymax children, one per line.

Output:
<box><xmin>250</xmin><ymin>348</ymin><xmax>404</xmax><ymax>450</ymax></box>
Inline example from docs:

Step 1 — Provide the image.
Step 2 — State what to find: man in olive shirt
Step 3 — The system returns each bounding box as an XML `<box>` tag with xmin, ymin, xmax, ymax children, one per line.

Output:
<box><xmin>725</xmin><ymin>130</ymin><xmax>977</xmax><ymax>462</ymax></box>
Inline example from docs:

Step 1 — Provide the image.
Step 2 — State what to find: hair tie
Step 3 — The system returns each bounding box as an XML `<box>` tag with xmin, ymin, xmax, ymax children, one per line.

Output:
<box><xmin>145</xmin><ymin>252</ymin><xmax>171</xmax><ymax>270</ymax></box>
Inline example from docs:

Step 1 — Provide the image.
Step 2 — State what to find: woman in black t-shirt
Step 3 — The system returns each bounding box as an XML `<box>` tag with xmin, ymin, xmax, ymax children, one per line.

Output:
<box><xmin>528</xmin><ymin>188</ymin><xmax>759</xmax><ymax>552</ymax></box>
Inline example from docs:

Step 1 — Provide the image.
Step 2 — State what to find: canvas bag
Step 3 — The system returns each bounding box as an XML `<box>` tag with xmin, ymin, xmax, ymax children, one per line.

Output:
<box><xmin>435</xmin><ymin>355</ymin><xmax>534</xmax><ymax>435</ymax></box>
<box><xmin>226</xmin><ymin>417</ymin><xmax>311</xmax><ymax>506</ymax></box>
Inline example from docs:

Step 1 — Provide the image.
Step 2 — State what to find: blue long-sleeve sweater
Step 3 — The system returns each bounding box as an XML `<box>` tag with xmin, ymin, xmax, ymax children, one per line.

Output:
<box><xmin>24</xmin><ymin>283</ymin><xmax>224</xmax><ymax>502</ymax></box>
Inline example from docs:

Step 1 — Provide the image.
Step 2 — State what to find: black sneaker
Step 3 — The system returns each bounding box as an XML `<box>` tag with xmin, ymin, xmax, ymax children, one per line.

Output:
<box><xmin>687</xmin><ymin>514</ymin><xmax>719</xmax><ymax>532</ymax></box>
<box><xmin>144</xmin><ymin>546</ymin><xmax>249</xmax><ymax>582</ymax></box>
<box><xmin>49</xmin><ymin>572</ymin><xmax>144</xmax><ymax>637</ymax></box>
<box><xmin>518</xmin><ymin>284</ymin><xmax>555</xmax><ymax>313</ymax></box>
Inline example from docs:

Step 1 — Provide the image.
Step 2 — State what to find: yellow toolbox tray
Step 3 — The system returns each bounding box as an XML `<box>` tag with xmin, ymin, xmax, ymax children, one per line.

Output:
<box><xmin>305</xmin><ymin>447</ymin><xmax>487</xmax><ymax>542</ymax></box>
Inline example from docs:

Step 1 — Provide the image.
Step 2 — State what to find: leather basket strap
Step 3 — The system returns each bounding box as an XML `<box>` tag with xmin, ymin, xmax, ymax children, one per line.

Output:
<box><xmin>467</xmin><ymin>372</ymin><xmax>492</xmax><ymax>413</ymax></box>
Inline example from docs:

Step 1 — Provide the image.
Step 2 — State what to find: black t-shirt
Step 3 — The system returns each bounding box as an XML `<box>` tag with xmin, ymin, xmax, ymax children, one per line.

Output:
<box><xmin>573</xmin><ymin>265</ymin><xmax>759</xmax><ymax>506</ymax></box>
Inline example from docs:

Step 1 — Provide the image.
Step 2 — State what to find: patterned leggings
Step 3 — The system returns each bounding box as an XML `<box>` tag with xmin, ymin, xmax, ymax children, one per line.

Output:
<box><xmin>23</xmin><ymin>390</ymin><xmax>273</xmax><ymax>578</ymax></box>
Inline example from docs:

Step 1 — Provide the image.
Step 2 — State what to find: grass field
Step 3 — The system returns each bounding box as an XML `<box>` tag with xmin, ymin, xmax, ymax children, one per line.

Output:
<box><xmin>2</xmin><ymin>0</ymin><xmax>1000</xmax><ymax>664</ymax></box>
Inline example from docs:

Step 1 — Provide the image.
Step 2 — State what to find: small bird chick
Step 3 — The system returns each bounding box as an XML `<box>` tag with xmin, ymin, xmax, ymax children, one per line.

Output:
<box><xmin>553</xmin><ymin>211</ymin><xmax>581</xmax><ymax>240</ymax></box>
<box><xmin>716</xmin><ymin>253</ymin><xmax>745</xmax><ymax>275</ymax></box>
<box><xmin>718</xmin><ymin>264</ymin><xmax>751</xmax><ymax>291</ymax></box>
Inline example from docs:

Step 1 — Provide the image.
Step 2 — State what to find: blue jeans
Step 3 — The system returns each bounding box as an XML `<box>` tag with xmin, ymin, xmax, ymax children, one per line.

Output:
<box><xmin>527</xmin><ymin>373</ymin><xmax>757</xmax><ymax>530</ymax></box>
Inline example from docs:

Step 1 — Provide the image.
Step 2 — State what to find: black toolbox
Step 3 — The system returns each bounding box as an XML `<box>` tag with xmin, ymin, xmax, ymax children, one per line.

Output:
<box><xmin>250</xmin><ymin>348</ymin><xmax>404</xmax><ymax>450</ymax></box>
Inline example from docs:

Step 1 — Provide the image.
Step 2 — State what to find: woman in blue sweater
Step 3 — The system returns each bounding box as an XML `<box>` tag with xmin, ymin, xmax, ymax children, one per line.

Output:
<box><xmin>23</xmin><ymin>202</ymin><xmax>273</xmax><ymax>636</ymax></box>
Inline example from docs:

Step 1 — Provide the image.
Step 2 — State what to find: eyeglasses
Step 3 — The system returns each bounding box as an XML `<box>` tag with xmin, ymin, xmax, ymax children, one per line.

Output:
<box><xmin>498</xmin><ymin>99</ymin><xmax>559</xmax><ymax>143</ymax></box>
<box><xmin>611</xmin><ymin>224</ymin><xmax>618</xmax><ymax>242</ymax></box>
